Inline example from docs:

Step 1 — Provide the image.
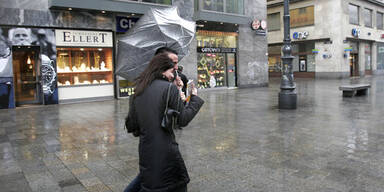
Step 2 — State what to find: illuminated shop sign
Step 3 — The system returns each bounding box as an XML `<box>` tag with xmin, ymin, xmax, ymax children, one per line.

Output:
<box><xmin>197</xmin><ymin>47</ymin><xmax>237</xmax><ymax>53</ymax></box>
<box><xmin>352</xmin><ymin>28</ymin><xmax>360</xmax><ymax>38</ymax></box>
<box><xmin>55</xmin><ymin>29</ymin><xmax>113</xmax><ymax>47</ymax></box>
<box><xmin>116</xmin><ymin>16</ymin><xmax>139</xmax><ymax>33</ymax></box>
<box><xmin>119</xmin><ymin>87</ymin><xmax>135</xmax><ymax>97</ymax></box>
<box><xmin>293</xmin><ymin>31</ymin><xmax>309</xmax><ymax>40</ymax></box>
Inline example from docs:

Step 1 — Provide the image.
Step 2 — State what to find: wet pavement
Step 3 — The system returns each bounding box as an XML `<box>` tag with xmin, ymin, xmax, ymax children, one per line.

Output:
<box><xmin>1</xmin><ymin>76</ymin><xmax>384</xmax><ymax>192</ymax></box>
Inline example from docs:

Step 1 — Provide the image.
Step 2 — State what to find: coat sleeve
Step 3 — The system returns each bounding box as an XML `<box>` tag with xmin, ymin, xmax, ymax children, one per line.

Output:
<box><xmin>168</xmin><ymin>84</ymin><xmax>204</xmax><ymax>127</ymax></box>
<box><xmin>125</xmin><ymin>96</ymin><xmax>140</xmax><ymax>137</ymax></box>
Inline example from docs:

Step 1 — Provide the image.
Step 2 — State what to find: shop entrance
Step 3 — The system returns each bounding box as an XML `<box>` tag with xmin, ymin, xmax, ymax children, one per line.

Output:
<box><xmin>196</xmin><ymin>27</ymin><xmax>238</xmax><ymax>89</ymax></box>
<box><xmin>350</xmin><ymin>53</ymin><xmax>359</xmax><ymax>77</ymax></box>
<box><xmin>12</xmin><ymin>46</ymin><xmax>42</xmax><ymax>106</ymax></box>
<box><xmin>226</xmin><ymin>53</ymin><xmax>236</xmax><ymax>87</ymax></box>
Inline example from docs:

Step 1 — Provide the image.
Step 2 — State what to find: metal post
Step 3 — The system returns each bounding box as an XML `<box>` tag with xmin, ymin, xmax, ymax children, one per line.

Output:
<box><xmin>278</xmin><ymin>0</ymin><xmax>297</xmax><ymax>109</ymax></box>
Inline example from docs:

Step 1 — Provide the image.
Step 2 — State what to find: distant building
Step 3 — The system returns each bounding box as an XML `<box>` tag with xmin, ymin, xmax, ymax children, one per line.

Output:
<box><xmin>267</xmin><ymin>0</ymin><xmax>384</xmax><ymax>78</ymax></box>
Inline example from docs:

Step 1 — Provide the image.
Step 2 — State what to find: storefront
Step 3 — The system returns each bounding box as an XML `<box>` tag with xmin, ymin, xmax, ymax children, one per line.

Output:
<box><xmin>196</xmin><ymin>30</ymin><xmax>238</xmax><ymax>89</ymax></box>
<box><xmin>55</xmin><ymin>29</ymin><xmax>114</xmax><ymax>103</ymax></box>
<box><xmin>268</xmin><ymin>41</ymin><xmax>316</xmax><ymax>78</ymax></box>
<box><xmin>0</xmin><ymin>26</ymin><xmax>58</xmax><ymax>109</ymax></box>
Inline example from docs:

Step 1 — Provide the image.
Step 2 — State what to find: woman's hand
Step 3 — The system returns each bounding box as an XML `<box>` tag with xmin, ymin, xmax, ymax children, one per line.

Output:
<box><xmin>180</xmin><ymin>91</ymin><xmax>186</xmax><ymax>101</ymax></box>
<box><xmin>174</xmin><ymin>76</ymin><xmax>184</xmax><ymax>90</ymax></box>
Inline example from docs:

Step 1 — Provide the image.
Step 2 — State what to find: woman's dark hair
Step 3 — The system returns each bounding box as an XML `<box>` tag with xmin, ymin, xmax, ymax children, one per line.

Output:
<box><xmin>155</xmin><ymin>47</ymin><xmax>178</xmax><ymax>56</ymax></box>
<box><xmin>133</xmin><ymin>53</ymin><xmax>175</xmax><ymax>97</ymax></box>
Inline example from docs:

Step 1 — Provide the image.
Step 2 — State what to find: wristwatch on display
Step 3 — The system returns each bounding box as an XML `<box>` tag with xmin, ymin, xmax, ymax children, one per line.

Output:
<box><xmin>41</xmin><ymin>55</ymin><xmax>56</xmax><ymax>95</ymax></box>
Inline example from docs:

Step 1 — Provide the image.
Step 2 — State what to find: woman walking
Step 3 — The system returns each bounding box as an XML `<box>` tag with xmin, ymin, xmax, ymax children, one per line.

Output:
<box><xmin>125</xmin><ymin>53</ymin><xmax>204</xmax><ymax>192</ymax></box>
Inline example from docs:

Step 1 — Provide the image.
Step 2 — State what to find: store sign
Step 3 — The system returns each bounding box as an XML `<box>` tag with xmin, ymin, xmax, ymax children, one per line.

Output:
<box><xmin>293</xmin><ymin>31</ymin><xmax>309</xmax><ymax>40</ymax></box>
<box><xmin>197</xmin><ymin>47</ymin><xmax>237</xmax><ymax>53</ymax></box>
<box><xmin>119</xmin><ymin>87</ymin><xmax>135</xmax><ymax>97</ymax></box>
<box><xmin>55</xmin><ymin>29</ymin><xmax>113</xmax><ymax>47</ymax></box>
<box><xmin>116</xmin><ymin>16</ymin><xmax>139</xmax><ymax>33</ymax></box>
<box><xmin>352</xmin><ymin>28</ymin><xmax>360</xmax><ymax>38</ymax></box>
<box><xmin>251</xmin><ymin>19</ymin><xmax>267</xmax><ymax>36</ymax></box>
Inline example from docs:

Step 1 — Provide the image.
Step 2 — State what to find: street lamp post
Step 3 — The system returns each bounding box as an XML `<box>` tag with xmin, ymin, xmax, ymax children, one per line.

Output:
<box><xmin>279</xmin><ymin>0</ymin><xmax>297</xmax><ymax>109</ymax></box>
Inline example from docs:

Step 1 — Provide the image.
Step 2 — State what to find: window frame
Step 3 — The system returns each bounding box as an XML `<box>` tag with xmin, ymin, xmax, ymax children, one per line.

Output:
<box><xmin>377</xmin><ymin>11</ymin><xmax>383</xmax><ymax>30</ymax></box>
<box><xmin>199</xmin><ymin>0</ymin><xmax>245</xmax><ymax>15</ymax></box>
<box><xmin>364</xmin><ymin>8</ymin><xmax>373</xmax><ymax>28</ymax></box>
<box><xmin>349</xmin><ymin>4</ymin><xmax>360</xmax><ymax>25</ymax></box>
<box><xmin>289</xmin><ymin>5</ymin><xmax>315</xmax><ymax>28</ymax></box>
<box><xmin>267</xmin><ymin>12</ymin><xmax>281</xmax><ymax>31</ymax></box>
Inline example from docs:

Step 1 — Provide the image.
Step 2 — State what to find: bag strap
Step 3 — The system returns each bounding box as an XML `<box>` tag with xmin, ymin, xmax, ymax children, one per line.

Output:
<box><xmin>164</xmin><ymin>83</ymin><xmax>172</xmax><ymax>115</ymax></box>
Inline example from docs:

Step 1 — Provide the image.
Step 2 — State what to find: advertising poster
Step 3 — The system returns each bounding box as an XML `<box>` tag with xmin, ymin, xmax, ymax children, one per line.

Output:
<box><xmin>0</xmin><ymin>27</ymin><xmax>58</xmax><ymax>109</ymax></box>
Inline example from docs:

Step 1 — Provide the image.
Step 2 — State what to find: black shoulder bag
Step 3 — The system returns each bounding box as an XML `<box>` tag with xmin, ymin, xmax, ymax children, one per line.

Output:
<box><xmin>161</xmin><ymin>83</ymin><xmax>180</xmax><ymax>132</ymax></box>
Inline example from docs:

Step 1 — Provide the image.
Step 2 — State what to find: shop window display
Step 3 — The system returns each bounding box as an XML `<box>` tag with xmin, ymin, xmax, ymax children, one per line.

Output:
<box><xmin>268</xmin><ymin>45</ymin><xmax>282</xmax><ymax>72</ymax></box>
<box><xmin>197</xmin><ymin>53</ymin><xmax>226</xmax><ymax>88</ymax></box>
<box><xmin>56</xmin><ymin>48</ymin><xmax>113</xmax><ymax>86</ymax></box>
<box><xmin>196</xmin><ymin>31</ymin><xmax>237</xmax><ymax>48</ymax></box>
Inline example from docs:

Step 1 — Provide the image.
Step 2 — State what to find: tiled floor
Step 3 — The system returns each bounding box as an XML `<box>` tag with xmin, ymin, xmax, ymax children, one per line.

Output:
<box><xmin>1</xmin><ymin>76</ymin><xmax>384</xmax><ymax>191</ymax></box>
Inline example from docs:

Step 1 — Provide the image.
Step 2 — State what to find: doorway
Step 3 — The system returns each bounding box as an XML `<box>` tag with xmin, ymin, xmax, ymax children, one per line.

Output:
<box><xmin>12</xmin><ymin>46</ymin><xmax>42</xmax><ymax>106</ymax></box>
<box><xmin>350</xmin><ymin>53</ymin><xmax>359</xmax><ymax>77</ymax></box>
<box><xmin>226</xmin><ymin>53</ymin><xmax>237</xmax><ymax>87</ymax></box>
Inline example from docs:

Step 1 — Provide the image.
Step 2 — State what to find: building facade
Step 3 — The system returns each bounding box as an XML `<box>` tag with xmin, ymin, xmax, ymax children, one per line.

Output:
<box><xmin>0</xmin><ymin>0</ymin><xmax>267</xmax><ymax>109</ymax></box>
<box><xmin>267</xmin><ymin>0</ymin><xmax>384</xmax><ymax>79</ymax></box>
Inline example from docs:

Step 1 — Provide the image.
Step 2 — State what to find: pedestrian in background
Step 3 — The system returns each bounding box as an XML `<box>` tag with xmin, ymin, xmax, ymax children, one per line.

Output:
<box><xmin>124</xmin><ymin>53</ymin><xmax>204</xmax><ymax>192</ymax></box>
<box><xmin>177</xmin><ymin>66</ymin><xmax>188</xmax><ymax>96</ymax></box>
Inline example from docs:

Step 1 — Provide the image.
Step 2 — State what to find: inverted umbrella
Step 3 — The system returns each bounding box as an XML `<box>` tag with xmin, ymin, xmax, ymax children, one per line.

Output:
<box><xmin>116</xmin><ymin>6</ymin><xmax>195</xmax><ymax>81</ymax></box>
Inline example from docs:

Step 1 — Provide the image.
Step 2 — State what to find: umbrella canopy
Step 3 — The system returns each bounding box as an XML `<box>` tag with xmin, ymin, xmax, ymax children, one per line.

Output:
<box><xmin>116</xmin><ymin>6</ymin><xmax>195</xmax><ymax>81</ymax></box>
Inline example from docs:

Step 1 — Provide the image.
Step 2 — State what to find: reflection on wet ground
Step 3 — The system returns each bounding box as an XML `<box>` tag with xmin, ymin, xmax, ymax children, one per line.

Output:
<box><xmin>1</xmin><ymin>76</ymin><xmax>384</xmax><ymax>191</ymax></box>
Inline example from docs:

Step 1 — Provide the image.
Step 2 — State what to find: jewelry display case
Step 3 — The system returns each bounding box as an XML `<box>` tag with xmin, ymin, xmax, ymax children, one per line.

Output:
<box><xmin>56</xmin><ymin>47</ymin><xmax>113</xmax><ymax>87</ymax></box>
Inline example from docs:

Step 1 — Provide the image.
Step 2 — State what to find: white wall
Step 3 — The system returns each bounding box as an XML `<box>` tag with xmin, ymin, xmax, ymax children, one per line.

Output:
<box><xmin>58</xmin><ymin>84</ymin><xmax>114</xmax><ymax>101</ymax></box>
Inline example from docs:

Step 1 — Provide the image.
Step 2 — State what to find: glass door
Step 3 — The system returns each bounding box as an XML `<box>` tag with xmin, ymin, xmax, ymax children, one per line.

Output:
<box><xmin>12</xmin><ymin>46</ymin><xmax>41</xmax><ymax>106</ymax></box>
<box><xmin>350</xmin><ymin>53</ymin><xmax>359</xmax><ymax>77</ymax></box>
<box><xmin>226</xmin><ymin>53</ymin><xmax>236</xmax><ymax>87</ymax></box>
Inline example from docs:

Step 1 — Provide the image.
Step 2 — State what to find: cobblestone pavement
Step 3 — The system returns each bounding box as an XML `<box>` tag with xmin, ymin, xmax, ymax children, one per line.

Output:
<box><xmin>1</xmin><ymin>76</ymin><xmax>384</xmax><ymax>192</ymax></box>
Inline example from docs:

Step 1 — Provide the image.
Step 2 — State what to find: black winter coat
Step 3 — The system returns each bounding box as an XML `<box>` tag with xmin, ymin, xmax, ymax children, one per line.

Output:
<box><xmin>133</xmin><ymin>78</ymin><xmax>204</xmax><ymax>192</ymax></box>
